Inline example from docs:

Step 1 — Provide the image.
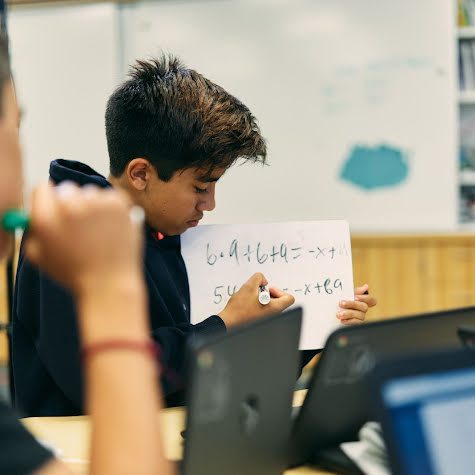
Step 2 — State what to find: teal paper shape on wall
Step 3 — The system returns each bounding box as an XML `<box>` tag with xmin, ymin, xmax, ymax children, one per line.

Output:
<box><xmin>340</xmin><ymin>144</ymin><xmax>409</xmax><ymax>190</ymax></box>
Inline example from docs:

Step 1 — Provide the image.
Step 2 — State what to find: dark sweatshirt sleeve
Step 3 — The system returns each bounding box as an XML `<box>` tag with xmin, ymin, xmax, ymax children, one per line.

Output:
<box><xmin>148</xmin><ymin>312</ymin><xmax>227</xmax><ymax>406</ymax></box>
<box><xmin>192</xmin><ymin>315</ymin><xmax>227</xmax><ymax>336</ymax></box>
<box><xmin>12</xmin><ymin>251</ymin><xmax>84</xmax><ymax>416</ymax></box>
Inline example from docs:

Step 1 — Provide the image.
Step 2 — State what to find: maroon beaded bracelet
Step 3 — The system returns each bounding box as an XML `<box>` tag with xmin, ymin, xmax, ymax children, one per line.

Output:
<box><xmin>81</xmin><ymin>339</ymin><xmax>161</xmax><ymax>362</ymax></box>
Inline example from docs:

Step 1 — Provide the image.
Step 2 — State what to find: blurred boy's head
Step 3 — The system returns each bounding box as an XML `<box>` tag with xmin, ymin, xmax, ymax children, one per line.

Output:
<box><xmin>105</xmin><ymin>55</ymin><xmax>267</xmax><ymax>235</ymax></box>
<box><xmin>0</xmin><ymin>34</ymin><xmax>23</xmax><ymax>259</ymax></box>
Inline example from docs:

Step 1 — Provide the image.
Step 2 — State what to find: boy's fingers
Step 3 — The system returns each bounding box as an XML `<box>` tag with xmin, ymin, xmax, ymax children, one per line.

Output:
<box><xmin>269</xmin><ymin>286</ymin><xmax>284</xmax><ymax>297</ymax></box>
<box><xmin>355</xmin><ymin>294</ymin><xmax>377</xmax><ymax>307</ymax></box>
<box><xmin>281</xmin><ymin>293</ymin><xmax>295</xmax><ymax>306</ymax></box>
<box><xmin>339</xmin><ymin>299</ymin><xmax>368</xmax><ymax>312</ymax></box>
<box><xmin>269</xmin><ymin>286</ymin><xmax>295</xmax><ymax>302</ymax></box>
<box><xmin>269</xmin><ymin>288</ymin><xmax>295</xmax><ymax>309</ymax></box>
<box><xmin>337</xmin><ymin>309</ymin><xmax>365</xmax><ymax>320</ymax></box>
<box><xmin>247</xmin><ymin>272</ymin><xmax>268</xmax><ymax>288</ymax></box>
<box><xmin>340</xmin><ymin>318</ymin><xmax>364</xmax><ymax>326</ymax></box>
<box><xmin>337</xmin><ymin>307</ymin><xmax>367</xmax><ymax>320</ymax></box>
<box><xmin>354</xmin><ymin>284</ymin><xmax>369</xmax><ymax>295</ymax></box>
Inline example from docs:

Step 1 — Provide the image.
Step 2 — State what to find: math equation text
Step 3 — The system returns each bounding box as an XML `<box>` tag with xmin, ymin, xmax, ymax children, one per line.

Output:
<box><xmin>206</xmin><ymin>240</ymin><xmax>349</xmax><ymax>266</ymax></box>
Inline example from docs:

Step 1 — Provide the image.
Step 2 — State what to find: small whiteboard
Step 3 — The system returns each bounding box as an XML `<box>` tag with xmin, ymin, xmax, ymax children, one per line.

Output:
<box><xmin>181</xmin><ymin>220</ymin><xmax>354</xmax><ymax>349</ymax></box>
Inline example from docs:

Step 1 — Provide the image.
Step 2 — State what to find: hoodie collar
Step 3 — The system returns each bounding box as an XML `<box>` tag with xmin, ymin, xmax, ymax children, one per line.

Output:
<box><xmin>50</xmin><ymin>159</ymin><xmax>181</xmax><ymax>250</ymax></box>
<box><xmin>49</xmin><ymin>159</ymin><xmax>111</xmax><ymax>188</ymax></box>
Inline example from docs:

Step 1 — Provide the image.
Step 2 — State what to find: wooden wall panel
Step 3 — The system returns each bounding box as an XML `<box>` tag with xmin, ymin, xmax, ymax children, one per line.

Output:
<box><xmin>421</xmin><ymin>244</ymin><xmax>444</xmax><ymax>313</ymax></box>
<box><xmin>1</xmin><ymin>233</ymin><xmax>475</xmax><ymax>364</ymax></box>
<box><xmin>352</xmin><ymin>234</ymin><xmax>475</xmax><ymax>321</ymax></box>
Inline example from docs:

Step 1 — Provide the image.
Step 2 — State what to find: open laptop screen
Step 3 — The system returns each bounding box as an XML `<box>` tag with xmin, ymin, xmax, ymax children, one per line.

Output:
<box><xmin>382</xmin><ymin>366</ymin><xmax>475</xmax><ymax>475</ymax></box>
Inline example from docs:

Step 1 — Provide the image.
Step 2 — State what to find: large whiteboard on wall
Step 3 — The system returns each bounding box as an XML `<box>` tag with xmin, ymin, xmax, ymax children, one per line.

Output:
<box><xmin>120</xmin><ymin>0</ymin><xmax>457</xmax><ymax>232</ymax></box>
<box><xmin>8</xmin><ymin>3</ymin><xmax>120</xmax><ymax>193</ymax></box>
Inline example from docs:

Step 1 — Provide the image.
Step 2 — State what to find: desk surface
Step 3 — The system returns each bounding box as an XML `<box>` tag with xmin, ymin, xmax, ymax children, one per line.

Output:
<box><xmin>23</xmin><ymin>390</ymin><xmax>334</xmax><ymax>474</ymax></box>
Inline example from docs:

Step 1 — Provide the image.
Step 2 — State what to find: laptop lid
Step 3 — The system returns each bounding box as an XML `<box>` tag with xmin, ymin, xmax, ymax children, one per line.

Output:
<box><xmin>289</xmin><ymin>305</ymin><xmax>475</xmax><ymax>467</ymax></box>
<box><xmin>182</xmin><ymin>307</ymin><xmax>302</xmax><ymax>475</ymax></box>
<box><xmin>371</xmin><ymin>348</ymin><xmax>475</xmax><ymax>475</ymax></box>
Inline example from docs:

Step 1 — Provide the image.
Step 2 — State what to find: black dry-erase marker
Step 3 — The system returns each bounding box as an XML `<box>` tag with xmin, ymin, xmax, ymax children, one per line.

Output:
<box><xmin>258</xmin><ymin>285</ymin><xmax>270</xmax><ymax>305</ymax></box>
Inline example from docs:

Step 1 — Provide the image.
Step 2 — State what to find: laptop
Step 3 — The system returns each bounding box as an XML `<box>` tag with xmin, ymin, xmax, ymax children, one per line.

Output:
<box><xmin>457</xmin><ymin>325</ymin><xmax>475</xmax><ymax>348</ymax></box>
<box><xmin>288</xmin><ymin>305</ymin><xmax>475</xmax><ymax>468</ymax></box>
<box><xmin>371</xmin><ymin>348</ymin><xmax>475</xmax><ymax>475</ymax></box>
<box><xmin>182</xmin><ymin>307</ymin><xmax>302</xmax><ymax>475</ymax></box>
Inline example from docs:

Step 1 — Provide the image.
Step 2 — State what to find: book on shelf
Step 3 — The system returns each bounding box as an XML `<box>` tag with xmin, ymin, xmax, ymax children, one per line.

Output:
<box><xmin>458</xmin><ymin>0</ymin><xmax>475</xmax><ymax>26</ymax></box>
<box><xmin>460</xmin><ymin>184</ymin><xmax>475</xmax><ymax>222</ymax></box>
<box><xmin>459</xmin><ymin>40</ymin><xmax>475</xmax><ymax>90</ymax></box>
<box><xmin>459</xmin><ymin>108</ymin><xmax>475</xmax><ymax>181</ymax></box>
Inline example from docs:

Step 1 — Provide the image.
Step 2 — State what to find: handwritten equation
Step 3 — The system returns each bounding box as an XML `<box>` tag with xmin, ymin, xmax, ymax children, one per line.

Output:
<box><xmin>212</xmin><ymin>278</ymin><xmax>343</xmax><ymax>305</ymax></box>
<box><xmin>206</xmin><ymin>240</ymin><xmax>349</xmax><ymax>266</ymax></box>
<box><xmin>181</xmin><ymin>220</ymin><xmax>354</xmax><ymax>349</ymax></box>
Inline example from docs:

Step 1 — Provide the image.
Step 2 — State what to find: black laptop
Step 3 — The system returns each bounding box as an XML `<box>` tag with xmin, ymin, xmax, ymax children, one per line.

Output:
<box><xmin>371</xmin><ymin>347</ymin><xmax>475</xmax><ymax>475</ymax></box>
<box><xmin>288</xmin><ymin>305</ymin><xmax>475</xmax><ymax>468</ymax></box>
<box><xmin>182</xmin><ymin>307</ymin><xmax>302</xmax><ymax>475</ymax></box>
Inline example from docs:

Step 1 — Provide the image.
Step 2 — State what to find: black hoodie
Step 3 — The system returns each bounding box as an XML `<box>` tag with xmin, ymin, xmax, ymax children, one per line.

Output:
<box><xmin>11</xmin><ymin>159</ymin><xmax>226</xmax><ymax>416</ymax></box>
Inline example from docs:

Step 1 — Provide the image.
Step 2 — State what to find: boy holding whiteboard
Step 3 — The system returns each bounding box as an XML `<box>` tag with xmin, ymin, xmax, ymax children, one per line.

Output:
<box><xmin>12</xmin><ymin>55</ymin><xmax>376</xmax><ymax>416</ymax></box>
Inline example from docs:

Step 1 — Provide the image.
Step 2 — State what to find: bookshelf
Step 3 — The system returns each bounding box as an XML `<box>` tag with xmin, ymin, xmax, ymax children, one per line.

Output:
<box><xmin>457</xmin><ymin>2</ymin><xmax>475</xmax><ymax>225</ymax></box>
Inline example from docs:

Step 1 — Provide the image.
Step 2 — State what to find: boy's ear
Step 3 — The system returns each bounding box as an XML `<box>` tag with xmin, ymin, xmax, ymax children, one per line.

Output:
<box><xmin>126</xmin><ymin>158</ymin><xmax>155</xmax><ymax>191</ymax></box>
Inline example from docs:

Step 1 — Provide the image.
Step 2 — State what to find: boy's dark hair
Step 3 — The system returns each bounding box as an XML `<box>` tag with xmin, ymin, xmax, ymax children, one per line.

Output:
<box><xmin>105</xmin><ymin>54</ymin><xmax>267</xmax><ymax>181</ymax></box>
<box><xmin>0</xmin><ymin>33</ymin><xmax>10</xmax><ymax>114</ymax></box>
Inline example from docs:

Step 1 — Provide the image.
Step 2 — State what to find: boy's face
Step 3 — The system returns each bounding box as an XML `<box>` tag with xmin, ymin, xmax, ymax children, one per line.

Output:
<box><xmin>142</xmin><ymin>165</ymin><xmax>226</xmax><ymax>236</ymax></box>
<box><xmin>0</xmin><ymin>80</ymin><xmax>23</xmax><ymax>260</ymax></box>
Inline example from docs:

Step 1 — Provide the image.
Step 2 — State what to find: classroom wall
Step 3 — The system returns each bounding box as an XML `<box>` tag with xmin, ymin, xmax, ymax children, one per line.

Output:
<box><xmin>8</xmin><ymin>0</ymin><xmax>458</xmax><ymax>232</ymax></box>
<box><xmin>8</xmin><ymin>3</ymin><xmax>121</xmax><ymax>195</ymax></box>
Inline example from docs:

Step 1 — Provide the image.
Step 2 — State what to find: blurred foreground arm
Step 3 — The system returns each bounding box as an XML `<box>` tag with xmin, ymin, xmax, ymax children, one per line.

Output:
<box><xmin>26</xmin><ymin>183</ymin><xmax>174</xmax><ymax>475</ymax></box>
